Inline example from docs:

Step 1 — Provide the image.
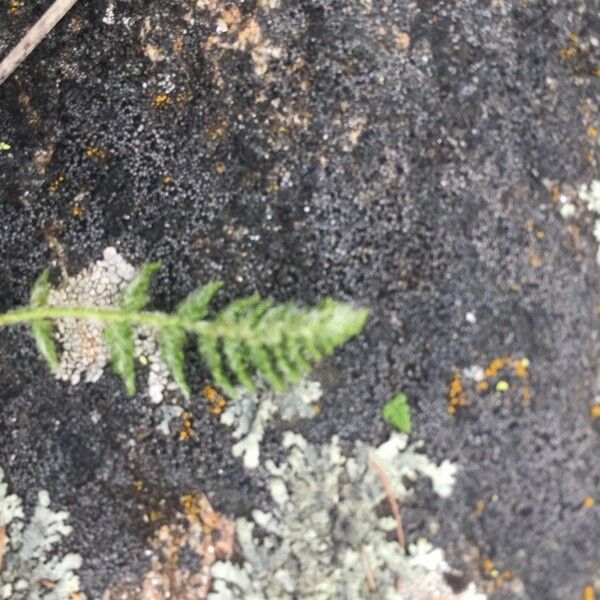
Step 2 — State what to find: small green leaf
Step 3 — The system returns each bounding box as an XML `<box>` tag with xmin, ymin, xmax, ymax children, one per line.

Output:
<box><xmin>121</xmin><ymin>262</ymin><xmax>162</xmax><ymax>312</ymax></box>
<box><xmin>0</xmin><ymin>142</ymin><xmax>11</xmax><ymax>151</ymax></box>
<box><xmin>382</xmin><ymin>393</ymin><xmax>412</xmax><ymax>434</ymax></box>
<box><xmin>104</xmin><ymin>323</ymin><xmax>136</xmax><ymax>396</ymax></box>
<box><xmin>177</xmin><ymin>281</ymin><xmax>224</xmax><ymax>321</ymax></box>
<box><xmin>31</xmin><ymin>321</ymin><xmax>59</xmax><ymax>373</ymax></box>
<box><xmin>30</xmin><ymin>269</ymin><xmax>52</xmax><ymax>307</ymax></box>
<box><xmin>158</xmin><ymin>326</ymin><xmax>190</xmax><ymax>398</ymax></box>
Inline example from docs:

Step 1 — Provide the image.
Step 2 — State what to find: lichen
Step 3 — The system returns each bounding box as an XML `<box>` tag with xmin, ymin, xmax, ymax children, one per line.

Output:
<box><xmin>47</xmin><ymin>247</ymin><xmax>177</xmax><ymax>404</ymax></box>
<box><xmin>0</xmin><ymin>468</ymin><xmax>83</xmax><ymax>599</ymax></box>
<box><xmin>579</xmin><ymin>180</ymin><xmax>600</xmax><ymax>264</ymax></box>
<box><xmin>104</xmin><ymin>493</ymin><xmax>235</xmax><ymax>600</ymax></box>
<box><xmin>219</xmin><ymin>380</ymin><xmax>321</xmax><ymax>469</ymax></box>
<box><xmin>210</xmin><ymin>432</ymin><xmax>482</xmax><ymax>599</ymax></box>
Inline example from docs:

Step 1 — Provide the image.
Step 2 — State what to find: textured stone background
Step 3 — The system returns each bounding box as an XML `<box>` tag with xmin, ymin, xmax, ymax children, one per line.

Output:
<box><xmin>0</xmin><ymin>1</ymin><xmax>599</xmax><ymax>598</ymax></box>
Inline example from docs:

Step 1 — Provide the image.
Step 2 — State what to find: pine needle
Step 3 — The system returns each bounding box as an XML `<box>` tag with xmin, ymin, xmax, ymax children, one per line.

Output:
<box><xmin>0</xmin><ymin>0</ymin><xmax>80</xmax><ymax>87</ymax></box>
<box><xmin>369</xmin><ymin>457</ymin><xmax>405</xmax><ymax>548</ymax></box>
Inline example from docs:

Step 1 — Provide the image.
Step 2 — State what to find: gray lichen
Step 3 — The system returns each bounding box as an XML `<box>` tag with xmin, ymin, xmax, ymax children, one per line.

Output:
<box><xmin>579</xmin><ymin>180</ymin><xmax>600</xmax><ymax>264</ymax></box>
<box><xmin>220</xmin><ymin>380</ymin><xmax>322</xmax><ymax>469</ymax></box>
<box><xmin>0</xmin><ymin>468</ymin><xmax>83</xmax><ymax>600</ymax></box>
<box><xmin>209</xmin><ymin>433</ymin><xmax>484</xmax><ymax>599</ymax></box>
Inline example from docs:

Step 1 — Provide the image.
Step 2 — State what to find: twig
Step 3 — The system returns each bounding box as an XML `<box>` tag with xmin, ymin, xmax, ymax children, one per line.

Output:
<box><xmin>360</xmin><ymin>546</ymin><xmax>378</xmax><ymax>592</ymax></box>
<box><xmin>369</xmin><ymin>457</ymin><xmax>405</xmax><ymax>547</ymax></box>
<box><xmin>0</xmin><ymin>0</ymin><xmax>80</xmax><ymax>87</ymax></box>
<box><xmin>0</xmin><ymin>526</ymin><xmax>5</xmax><ymax>571</ymax></box>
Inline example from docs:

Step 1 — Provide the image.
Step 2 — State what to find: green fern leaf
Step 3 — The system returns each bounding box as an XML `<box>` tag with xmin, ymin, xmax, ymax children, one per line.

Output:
<box><xmin>177</xmin><ymin>281</ymin><xmax>224</xmax><ymax>321</ymax></box>
<box><xmin>121</xmin><ymin>262</ymin><xmax>162</xmax><ymax>312</ymax></box>
<box><xmin>199</xmin><ymin>296</ymin><xmax>368</xmax><ymax>396</ymax></box>
<box><xmin>197</xmin><ymin>335</ymin><xmax>236</xmax><ymax>395</ymax></box>
<box><xmin>158</xmin><ymin>326</ymin><xmax>190</xmax><ymax>398</ymax></box>
<box><xmin>31</xmin><ymin>321</ymin><xmax>59</xmax><ymax>373</ymax></box>
<box><xmin>104</xmin><ymin>323</ymin><xmax>136</xmax><ymax>396</ymax></box>
<box><xmin>29</xmin><ymin>269</ymin><xmax>59</xmax><ymax>372</ymax></box>
<box><xmin>30</xmin><ymin>269</ymin><xmax>52</xmax><ymax>307</ymax></box>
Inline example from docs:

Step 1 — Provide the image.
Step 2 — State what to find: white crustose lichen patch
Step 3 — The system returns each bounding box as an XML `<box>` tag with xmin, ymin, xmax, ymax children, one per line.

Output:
<box><xmin>48</xmin><ymin>247</ymin><xmax>174</xmax><ymax>403</ymax></box>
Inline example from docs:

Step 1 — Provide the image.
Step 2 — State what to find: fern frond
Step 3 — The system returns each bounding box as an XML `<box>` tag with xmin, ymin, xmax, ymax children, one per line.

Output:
<box><xmin>158</xmin><ymin>326</ymin><xmax>190</xmax><ymax>398</ymax></box>
<box><xmin>104</xmin><ymin>323</ymin><xmax>136</xmax><ymax>396</ymax></box>
<box><xmin>121</xmin><ymin>262</ymin><xmax>162</xmax><ymax>312</ymax></box>
<box><xmin>0</xmin><ymin>263</ymin><xmax>370</xmax><ymax>398</ymax></box>
<box><xmin>29</xmin><ymin>270</ymin><xmax>59</xmax><ymax>373</ymax></box>
<box><xmin>177</xmin><ymin>281</ymin><xmax>224</xmax><ymax>320</ymax></box>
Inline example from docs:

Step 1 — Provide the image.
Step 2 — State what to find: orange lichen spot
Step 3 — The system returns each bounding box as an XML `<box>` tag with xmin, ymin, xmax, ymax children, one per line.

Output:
<box><xmin>588</xmin><ymin>125</ymin><xmax>598</xmax><ymax>140</ymax></box>
<box><xmin>181</xmin><ymin>492</ymin><xmax>220</xmax><ymax>534</ymax></box>
<box><xmin>71</xmin><ymin>203</ymin><xmax>85</xmax><ymax>219</ymax></box>
<box><xmin>474</xmin><ymin>500</ymin><xmax>486</xmax><ymax>515</ymax></box>
<box><xmin>513</xmin><ymin>358</ymin><xmax>530</xmax><ymax>379</ymax></box>
<box><xmin>206</xmin><ymin>120</ymin><xmax>229</xmax><ymax>141</ymax></box>
<box><xmin>49</xmin><ymin>175</ymin><xmax>65</xmax><ymax>193</ymax></box>
<box><xmin>568</xmin><ymin>32</ymin><xmax>580</xmax><ymax>43</ymax></box>
<box><xmin>152</xmin><ymin>93</ymin><xmax>171</xmax><ymax>108</ymax></box>
<box><xmin>550</xmin><ymin>185</ymin><xmax>561</xmax><ymax>204</ymax></box>
<box><xmin>501</xmin><ymin>570</ymin><xmax>513</xmax><ymax>581</ymax></box>
<box><xmin>583</xmin><ymin>496</ymin><xmax>595</xmax><ymax>509</ymax></box>
<box><xmin>203</xmin><ymin>385</ymin><xmax>227</xmax><ymax>416</ymax></box>
<box><xmin>213</xmin><ymin>161</ymin><xmax>226</xmax><ymax>174</ymax></box>
<box><xmin>179</xmin><ymin>411</ymin><xmax>194</xmax><ymax>441</ymax></box>
<box><xmin>485</xmin><ymin>357</ymin><xmax>509</xmax><ymax>378</ymax></box>
<box><xmin>482</xmin><ymin>559</ymin><xmax>494</xmax><ymax>574</ymax></box>
<box><xmin>590</xmin><ymin>405</ymin><xmax>600</xmax><ymax>419</ymax></box>
<box><xmin>521</xmin><ymin>386</ymin><xmax>532</xmax><ymax>406</ymax></box>
<box><xmin>148</xmin><ymin>509</ymin><xmax>165</xmax><ymax>522</ymax></box>
<box><xmin>162</xmin><ymin>175</ymin><xmax>173</xmax><ymax>185</ymax></box>
<box><xmin>529</xmin><ymin>250</ymin><xmax>543</xmax><ymax>268</ymax></box>
<box><xmin>560</xmin><ymin>46</ymin><xmax>578</xmax><ymax>61</ymax></box>
<box><xmin>583</xmin><ymin>586</ymin><xmax>596</xmax><ymax>600</ymax></box>
<box><xmin>535</xmin><ymin>230</ymin><xmax>545</xmax><ymax>239</ymax></box>
<box><xmin>8</xmin><ymin>0</ymin><xmax>21</xmax><ymax>15</ymax></box>
<box><xmin>134</xmin><ymin>480</ymin><xmax>144</xmax><ymax>492</ymax></box>
<box><xmin>478</xmin><ymin>380</ymin><xmax>489</xmax><ymax>392</ymax></box>
<box><xmin>448</xmin><ymin>372</ymin><xmax>469</xmax><ymax>413</ymax></box>
<box><xmin>85</xmin><ymin>146</ymin><xmax>107</xmax><ymax>161</ymax></box>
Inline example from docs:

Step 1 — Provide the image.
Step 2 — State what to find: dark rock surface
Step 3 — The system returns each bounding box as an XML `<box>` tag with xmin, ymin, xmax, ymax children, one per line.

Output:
<box><xmin>1</xmin><ymin>0</ymin><xmax>599</xmax><ymax>598</ymax></box>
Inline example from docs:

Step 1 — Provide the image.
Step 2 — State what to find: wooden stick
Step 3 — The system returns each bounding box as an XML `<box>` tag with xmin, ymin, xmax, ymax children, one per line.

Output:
<box><xmin>369</xmin><ymin>457</ymin><xmax>405</xmax><ymax>547</ymax></box>
<box><xmin>360</xmin><ymin>546</ymin><xmax>378</xmax><ymax>592</ymax></box>
<box><xmin>0</xmin><ymin>0</ymin><xmax>80</xmax><ymax>87</ymax></box>
<box><xmin>0</xmin><ymin>526</ymin><xmax>5</xmax><ymax>571</ymax></box>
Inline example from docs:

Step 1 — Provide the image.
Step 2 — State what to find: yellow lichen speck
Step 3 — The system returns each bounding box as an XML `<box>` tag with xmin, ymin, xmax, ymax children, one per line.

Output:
<box><xmin>179</xmin><ymin>411</ymin><xmax>194</xmax><ymax>440</ymax></box>
<box><xmin>203</xmin><ymin>385</ymin><xmax>227</xmax><ymax>416</ymax></box>
<box><xmin>583</xmin><ymin>586</ymin><xmax>596</xmax><ymax>600</ymax></box>
<box><xmin>583</xmin><ymin>496</ymin><xmax>595</xmax><ymax>509</ymax></box>
<box><xmin>448</xmin><ymin>372</ymin><xmax>468</xmax><ymax>414</ymax></box>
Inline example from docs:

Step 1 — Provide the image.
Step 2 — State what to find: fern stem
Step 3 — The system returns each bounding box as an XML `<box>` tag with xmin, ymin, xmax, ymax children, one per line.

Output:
<box><xmin>0</xmin><ymin>306</ymin><xmax>226</xmax><ymax>335</ymax></box>
<box><xmin>0</xmin><ymin>305</ymin><xmax>328</xmax><ymax>346</ymax></box>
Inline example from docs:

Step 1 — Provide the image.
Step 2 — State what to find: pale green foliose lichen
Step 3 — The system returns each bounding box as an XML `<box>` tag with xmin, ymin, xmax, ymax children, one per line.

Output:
<box><xmin>0</xmin><ymin>468</ymin><xmax>83</xmax><ymax>600</ymax></box>
<box><xmin>209</xmin><ymin>433</ymin><xmax>484</xmax><ymax>600</ymax></box>
<box><xmin>220</xmin><ymin>379</ymin><xmax>322</xmax><ymax>469</ymax></box>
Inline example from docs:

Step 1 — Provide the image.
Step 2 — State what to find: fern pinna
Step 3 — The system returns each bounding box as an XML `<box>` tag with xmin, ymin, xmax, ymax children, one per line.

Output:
<box><xmin>0</xmin><ymin>263</ymin><xmax>369</xmax><ymax>397</ymax></box>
